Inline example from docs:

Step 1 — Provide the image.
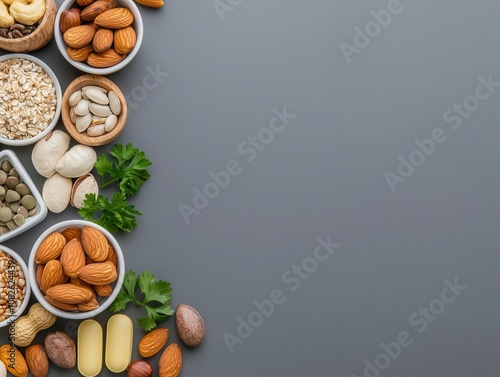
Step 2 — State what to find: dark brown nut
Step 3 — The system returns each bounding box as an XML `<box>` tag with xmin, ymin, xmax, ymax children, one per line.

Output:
<box><xmin>44</xmin><ymin>332</ymin><xmax>76</xmax><ymax>369</ymax></box>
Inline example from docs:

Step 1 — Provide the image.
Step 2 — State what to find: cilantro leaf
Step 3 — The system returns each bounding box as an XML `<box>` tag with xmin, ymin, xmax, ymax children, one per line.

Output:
<box><xmin>110</xmin><ymin>270</ymin><xmax>174</xmax><ymax>331</ymax></box>
<box><xmin>78</xmin><ymin>193</ymin><xmax>142</xmax><ymax>233</ymax></box>
<box><xmin>95</xmin><ymin>143</ymin><xmax>152</xmax><ymax>198</ymax></box>
<box><xmin>109</xmin><ymin>270</ymin><xmax>138</xmax><ymax>312</ymax></box>
<box><xmin>139</xmin><ymin>271</ymin><xmax>172</xmax><ymax>303</ymax></box>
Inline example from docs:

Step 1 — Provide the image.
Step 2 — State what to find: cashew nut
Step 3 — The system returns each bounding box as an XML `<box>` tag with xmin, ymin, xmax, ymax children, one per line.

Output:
<box><xmin>9</xmin><ymin>0</ymin><xmax>45</xmax><ymax>26</ymax></box>
<box><xmin>2</xmin><ymin>0</ymin><xmax>29</xmax><ymax>6</ymax></box>
<box><xmin>0</xmin><ymin>1</ymin><xmax>14</xmax><ymax>28</ymax></box>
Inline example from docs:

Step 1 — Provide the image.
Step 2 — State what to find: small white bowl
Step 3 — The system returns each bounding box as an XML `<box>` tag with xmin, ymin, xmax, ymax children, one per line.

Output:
<box><xmin>55</xmin><ymin>0</ymin><xmax>144</xmax><ymax>75</ymax></box>
<box><xmin>29</xmin><ymin>220</ymin><xmax>125</xmax><ymax>320</ymax></box>
<box><xmin>0</xmin><ymin>54</ymin><xmax>62</xmax><ymax>147</ymax></box>
<box><xmin>0</xmin><ymin>150</ymin><xmax>48</xmax><ymax>244</ymax></box>
<box><xmin>0</xmin><ymin>245</ymin><xmax>31</xmax><ymax>328</ymax></box>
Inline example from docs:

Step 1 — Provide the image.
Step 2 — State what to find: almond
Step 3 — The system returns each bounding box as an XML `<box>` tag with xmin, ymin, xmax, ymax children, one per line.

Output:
<box><xmin>61</xmin><ymin>226</ymin><xmax>81</xmax><ymax>242</ymax></box>
<box><xmin>70</xmin><ymin>277</ymin><xmax>93</xmax><ymax>289</ymax></box>
<box><xmin>35</xmin><ymin>232</ymin><xmax>66</xmax><ymax>264</ymax></box>
<box><xmin>93</xmin><ymin>28</ymin><xmax>114</xmax><ymax>53</ymax></box>
<box><xmin>80</xmin><ymin>226</ymin><xmax>109</xmax><ymax>262</ymax></box>
<box><xmin>87</xmin><ymin>48</ymin><xmax>126</xmax><ymax>68</ymax></box>
<box><xmin>77</xmin><ymin>294</ymin><xmax>99</xmax><ymax>311</ymax></box>
<box><xmin>158</xmin><ymin>344</ymin><xmax>182</xmax><ymax>377</ymax></box>
<box><xmin>63</xmin><ymin>25</ymin><xmax>96</xmax><ymax>49</ymax></box>
<box><xmin>0</xmin><ymin>344</ymin><xmax>28</xmax><ymax>377</ymax></box>
<box><xmin>67</xmin><ymin>45</ymin><xmax>94</xmax><ymax>62</ymax></box>
<box><xmin>44</xmin><ymin>296</ymin><xmax>78</xmax><ymax>311</ymax></box>
<box><xmin>59</xmin><ymin>10</ymin><xmax>81</xmax><ymax>34</ymax></box>
<box><xmin>138</xmin><ymin>328</ymin><xmax>169</xmax><ymax>358</ymax></box>
<box><xmin>36</xmin><ymin>264</ymin><xmax>44</xmax><ymax>291</ymax></box>
<box><xmin>41</xmin><ymin>260</ymin><xmax>68</xmax><ymax>291</ymax></box>
<box><xmin>106</xmin><ymin>244</ymin><xmax>117</xmax><ymax>267</ymax></box>
<box><xmin>25</xmin><ymin>344</ymin><xmax>49</xmax><ymax>377</ymax></box>
<box><xmin>77</xmin><ymin>0</ymin><xmax>94</xmax><ymax>6</ymax></box>
<box><xmin>114</xmin><ymin>26</ymin><xmax>136</xmax><ymax>54</ymax></box>
<box><xmin>60</xmin><ymin>238</ymin><xmax>86</xmax><ymax>278</ymax></box>
<box><xmin>94</xmin><ymin>8</ymin><xmax>134</xmax><ymax>29</ymax></box>
<box><xmin>46</xmin><ymin>284</ymin><xmax>93</xmax><ymax>305</ymax></box>
<box><xmin>94</xmin><ymin>283</ymin><xmax>113</xmax><ymax>296</ymax></box>
<box><xmin>81</xmin><ymin>0</ymin><xmax>117</xmax><ymax>21</ymax></box>
<box><xmin>134</xmin><ymin>0</ymin><xmax>163</xmax><ymax>8</ymax></box>
<box><xmin>77</xmin><ymin>261</ymin><xmax>117</xmax><ymax>285</ymax></box>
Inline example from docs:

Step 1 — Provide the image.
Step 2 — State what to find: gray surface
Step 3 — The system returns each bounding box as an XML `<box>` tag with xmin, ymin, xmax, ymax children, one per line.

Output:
<box><xmin>1</xmin><ymin>0</ymin><xmax>500</xmax><ymax>376</ymax></box>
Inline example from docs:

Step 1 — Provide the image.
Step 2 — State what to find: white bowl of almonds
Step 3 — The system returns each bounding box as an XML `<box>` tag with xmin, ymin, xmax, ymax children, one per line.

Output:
<box><xmin>29</xmin><ymin>220</ymin><xmax>125</xmax><ymax>320</ymax></box>
<box><xmin>0</xmin><ymin>54</ymin><xmax>62</xmax><ymax>146</ymax></box>
<box><xmin>54</xmin><ymin>0</ymin><xmax>144</xmax><ymax>75</ymax></box>
<box><xmin>0</xmin><ymin>245</ymin><xmax>31</xmax><ymax>328</ymax></box>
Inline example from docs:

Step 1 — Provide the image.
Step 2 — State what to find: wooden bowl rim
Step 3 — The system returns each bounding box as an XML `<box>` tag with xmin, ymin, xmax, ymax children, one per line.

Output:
<box><xmin>0</xmin><ymin>0</ymin><xmax>57</xmax><ymax>44</ymax></box>
<box><xmin>61</xmin><ymin>75</ymin><xmax>128</xmax><ymax>147</ymax></box>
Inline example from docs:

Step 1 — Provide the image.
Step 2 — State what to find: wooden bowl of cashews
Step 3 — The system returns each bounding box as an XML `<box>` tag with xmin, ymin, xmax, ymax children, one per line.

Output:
<box><xmin>0</xmin><ymin>0</ymin><xmax>56</xmax><ymax>52</ymax></box>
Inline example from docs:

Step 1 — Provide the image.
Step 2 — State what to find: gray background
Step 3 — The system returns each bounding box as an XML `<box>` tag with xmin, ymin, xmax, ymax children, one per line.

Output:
<box><xmin>1</xmin><ymin>0</ymin><xmax>500</xmax><ymax>376</ymax></box>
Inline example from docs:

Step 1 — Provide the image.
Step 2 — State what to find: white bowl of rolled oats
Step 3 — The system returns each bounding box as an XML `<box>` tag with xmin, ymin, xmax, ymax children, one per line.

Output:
<box><xmin>0</xmin><ymin>245</ymin><xmax>31</xmax><ymax>328</ymax></box>
<box><xmin>0</xmin><ymin>54</ymin><xmax>62</xmax><ymax>146</ymax></box>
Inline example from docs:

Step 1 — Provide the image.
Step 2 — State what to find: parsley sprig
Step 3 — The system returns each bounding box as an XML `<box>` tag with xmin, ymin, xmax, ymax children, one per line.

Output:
<box><xmin>78</xmin><ymin>193</ymin><xmax>141</xmax><ymax>233</ymax></box>
<box><xmin>95</xmin><ymin>143</ymin><xmax>152</xmax><ymax>198</ymax></box>
<box><xmin>78</xmin><ymin>143</ymin><xmax>152</xmax><ymax>233</ymax></box>
<box><xmin>110</xmin><ymin>270</ymin><xmax>174</xmax><ymax>331</ymax></box>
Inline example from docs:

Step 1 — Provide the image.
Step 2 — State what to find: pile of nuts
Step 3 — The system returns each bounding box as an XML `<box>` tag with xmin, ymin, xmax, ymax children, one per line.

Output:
<box><xmin>0</xmin><ymin>250</ymin><xmax>26</xmax><ymax>322</ymax></box>
<box><xmin>0</xmin><ymin>21</ymin><xmax>40</xmax><ymax>39</ymax></box>
<box><xmin>0</xmin><ymin>159</ymin><xmax>37</xmax><ymax>235</ymax></box>
<box><xmin>32</xmin><ymin>130</ymin><xmax>99</xmax><ymax>213</ymax></box>
<box><xmin>60</xmin><ymin>0</ymin><xmax>137</xmax><ymax>68</ymax></box>
<box><xmin>35</xmin><ymin>226</ymin><xmax>118</xmax><ymax>312</ymax></box>
<box><xmin>0</xmin><ymin>0</ymin><xmax>46</xmax><ymax>38</ymax></box>
<box><xmin>70</xmin><ymin>85</ymin><xmax>121</xmax><ymax>137</ymax></box>
<box><xmin>0</xmin><ymin>58</ymin><xmax>57</xmax><ymax>141</ymax></box>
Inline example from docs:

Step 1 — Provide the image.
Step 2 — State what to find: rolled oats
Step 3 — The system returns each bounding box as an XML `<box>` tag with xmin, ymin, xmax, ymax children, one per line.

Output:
<box><xmin>0</xmin><ymin>58</ymin><xmax>57</xmax><ymax>141</ymax></box>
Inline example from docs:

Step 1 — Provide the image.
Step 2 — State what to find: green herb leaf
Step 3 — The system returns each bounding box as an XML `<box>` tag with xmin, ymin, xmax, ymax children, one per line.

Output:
<box><xmin>95</xmin><ymin>143</ymin><xmax>152</xmax><ymax>198</ymax></box>
<box><xmin>78</xmin><ymin>193</ymin><xmax>142</xmax><ymax>233</ymax></box>
<box><xmin>110</xmin><ymin>270</ymin><xmax>174</xmax><ymax>331</ymax></box>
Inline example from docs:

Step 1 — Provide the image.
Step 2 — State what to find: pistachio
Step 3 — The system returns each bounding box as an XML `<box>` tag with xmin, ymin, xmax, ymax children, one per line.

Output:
<box><xmin>76</xmin><ymin>113</ymin><xmax>93</xmax><ymax>133</ymax></box>
<box><xmin>86</xmin><ymin>88</ymin><xmax>109</xmax><ymax>105</ymax></box>
<box><xmin>12</xmin><ymin>214</ymin><xmax>24</xmax><ymax>226</ymax></box>
<box><xmin>70</xmin><ymin>106</ymin><xmax>77</xmax><ymax>124</ymax></box>
<box><xmin>1</xmin><ymin>161</ymin><xmax>12</xmax><ymax>172</ymax></box>
<box><xmin>70</xmin><ymin>174</ymin><xmax>99</xmax><ymax>208</ymax></box>
<box><xmin>0</xmin><ymin>207</ymin><xmax>11</xmax><ymax>222</ymax></box>
<box><xmin>105</xmin><ymin>114</ymin><xmax>118</xmax><ymax>132</ymax></box>
<box><xmin>69</xmin><ymin>90</ymin><xmax>82</xmax><ymax>107</ymax></box>
<box><xmin>5</xmin><ymin>176</ymin><xmax>19</xmax><ymax>189</ymax></box>
<box><xmin>55</xmin><ymin>145</ymin><xmax>97</xmax><ymax>178</ymax></box>
<box><xmin>15</xmin><ymin>183</ymin><xmax>30</xmax><ymax>196</ymax></box>
<box><xmin>108</xmin><ymin>91</ymin><xmax>121</xmax><ymax>115</ymax></box>
<box><xmin>76</xmin><ymin>99</ymin><xmax>91</xmax><ymax>116</ymax></box>
<box><xmin>87</xmin><ymin>124</ymin><xmax>106</xmax><ymax>137</ymax></box>
<box><xmin>0</xmin><ymin>171</ymin><xmax>6</xmax><ymax>185</ymax></box>
<box><xmin>42</xmin><ymin>173</ymin><xmax>72</xmax><ymax>213</ymax></box>
<box><xmin>89</xmin><ymin>103</ymin><xmax>112</xmax><ymax>117</ymax></box>
<box><xmin>32</xmin><ymin>130</ymin><xmax>71</xmax><ymax>178</ymax></box>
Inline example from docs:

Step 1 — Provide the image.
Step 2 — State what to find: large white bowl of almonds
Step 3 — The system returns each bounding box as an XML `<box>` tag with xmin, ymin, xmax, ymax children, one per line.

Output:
<box><xmin>0</xmin><ymin>245</ymin><xmax>31</xmax><ymax>328</ymax></box>
<box><xmin>0</xmin><ymin>54</ymin><xmax>62</xmax><ymax>146</ymax></box>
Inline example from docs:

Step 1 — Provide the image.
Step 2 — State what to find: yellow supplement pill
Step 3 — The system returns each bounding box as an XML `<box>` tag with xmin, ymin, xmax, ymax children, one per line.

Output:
<box><xmin>78</xmin><ymin>320</ymin><xmax>103</xmax><ymax>377</ymax></box>
<box><xmin>105</xmin><ymin>314</ymin><xmax>133</xmax><ymax>373</ymax></box>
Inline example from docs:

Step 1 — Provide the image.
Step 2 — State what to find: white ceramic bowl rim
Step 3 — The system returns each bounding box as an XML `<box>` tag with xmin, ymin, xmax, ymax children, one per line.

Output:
<box><xmin>0</xmin><ymin>150</ymin><xmax>48</xmax><ymax>244</ymax></box>
<box><xmin>0</xmin><ymin>54</ymin><xmax>62</xmax><ymax>146</ymax></box>
<box><xmin>29</xmin><ymin>220</ymin><xmax>125</xmax><ymax>320</ymax></box>
<box><xmin>54</xmin><ymin>0</ymin><xmax>144</xmax><ymax>75</ymax></box>
<box><xmin>0</xmin><ymin>245</ymin><xmax>31</xmax><ymax>328</ymax></box>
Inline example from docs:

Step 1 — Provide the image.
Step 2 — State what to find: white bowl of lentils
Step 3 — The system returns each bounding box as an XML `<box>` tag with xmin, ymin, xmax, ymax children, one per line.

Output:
<box><xmin>0</xmin><ymin>150</ymin><xmax>48</xmax><ymax>244</ymax></box>
<box><xmin>0</xmin><ymin>245</ymin><xmax>30</xmax><ymax>328</ymax></box>
<box><xmin>0</xmin><ymin>54</ymin><xmax>62</xmax><ymax>146</ymax></box>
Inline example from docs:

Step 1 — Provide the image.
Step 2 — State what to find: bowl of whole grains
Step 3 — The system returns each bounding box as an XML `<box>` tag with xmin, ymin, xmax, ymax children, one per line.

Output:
<box><xmin>0</xmin><ymin>245</ymin><xmax>31</xmax><ymax>328</ymax></box>
<box><xmin>0</xmin><ymin>150</ymin><xmax>48</xmax><ymax>244</ymax></box>
<box><xmin>0</xmin><ymin>54</ymin><xmax>62</xmax><ymax>146</ymax></box>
